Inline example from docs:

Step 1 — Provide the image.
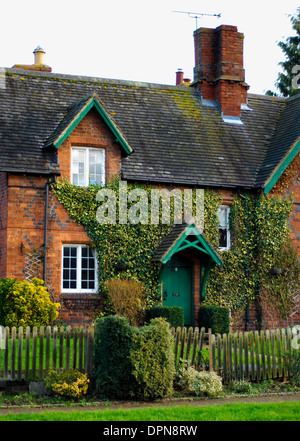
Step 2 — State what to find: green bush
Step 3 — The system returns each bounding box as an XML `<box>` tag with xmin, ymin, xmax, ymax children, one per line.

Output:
<box><xmin>93</xmin><ymin>315</ymin><xmax>175</xmax><ymax>400</ymax></box>
<box><xmin>93</xmin><ymin>315</ymin><xmax>138</xmax><ymax>399</ymax></box>
<box><xmin>145</xmin><ymin>306</ymin><xmax>184</xmax><ymax>328</ymax></box>
<box><xmin>44</xmin><ymin>369</ymin><xmax>89</xmax><ymax>399</ymax></box>
<box><xmin>198</xmin><ymin>305</ymin><xmax>230</xmax><ymax>334</ymax></box>
<box><xmin>131</xmin><ymin>318</ymin><xmax>175</xmax><ymax>400</ymax></box>
<box><xmin>0</xmin><ymin>278</ymin><xmax>60</xmax><ymax>327</ymax></box>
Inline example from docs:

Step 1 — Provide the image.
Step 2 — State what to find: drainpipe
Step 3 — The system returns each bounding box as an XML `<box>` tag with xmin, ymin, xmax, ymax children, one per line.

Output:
<box><xmin>43</xmin><ymin>176</ymin><xmax>56</xmax><ymax>284</ymax></box>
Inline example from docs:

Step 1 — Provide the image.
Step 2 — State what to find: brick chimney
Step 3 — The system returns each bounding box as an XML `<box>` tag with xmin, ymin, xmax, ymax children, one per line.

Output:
<box><xmin>193</xmin><ymin>25</ymin><xmax>249</xmax><ymax>120</ymax></box>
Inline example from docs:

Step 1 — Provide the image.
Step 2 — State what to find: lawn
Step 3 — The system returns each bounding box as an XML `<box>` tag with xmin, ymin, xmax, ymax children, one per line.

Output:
<box><xmin>0</xmin><ymin>400</ymin><xmax>299</xmax><ymax>421</ymax></box>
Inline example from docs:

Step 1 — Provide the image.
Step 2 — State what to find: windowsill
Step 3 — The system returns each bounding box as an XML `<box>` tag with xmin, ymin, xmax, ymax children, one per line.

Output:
<box><xmin>61</xmin><ymin>292</ymin><xmax>98</xmax><ymax>298</ymax></box>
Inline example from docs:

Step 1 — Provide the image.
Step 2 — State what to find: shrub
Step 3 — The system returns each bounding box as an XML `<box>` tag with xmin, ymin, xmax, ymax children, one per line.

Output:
<box><xmin>0</xmin><ymin>278</ymin><xmax>60</xmax><ymax>327</ymax></box>
<box><xmin>94</xmin><ymin>315</ymin><xmax>138</xmax><ymax>399</ymax></box>
<box><xmin>175</xmin><ymin>359</ymin><xmax>223</xmax><ymax>398</ymax></box>
<box><xmin>44</xmin><ymin>369</ymin><xmax>89</xmax><ymax>399</ymax></box>
<box><xmin>131</xmin><ymin>318</ymin><xmax>175</xmax><ymax>400</ymax></box>
<box><xmin>145</xmin><ymin>305</ymin><xmax>184</xmax><ymax>328</ymax></box>
<box><xmin>227</xmin><ymin>380</ymin><xmax>253</xmax><ymax>394</ymax></box>
<box><xmin>198</xmin><ymin>305</ymin><xmax>230</xmax><ymax>334</ymax></box>
<box><xmin>104</xmin><ymin>279</ymin><xmax>146</xmax><ymax>327</ymax></box>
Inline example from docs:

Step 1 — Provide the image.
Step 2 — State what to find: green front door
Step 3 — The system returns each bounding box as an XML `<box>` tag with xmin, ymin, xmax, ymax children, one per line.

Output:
<box><xmin>160</xmin><ymin>255</ymin><xmax>193</xmax><ymax>326</ymax></box>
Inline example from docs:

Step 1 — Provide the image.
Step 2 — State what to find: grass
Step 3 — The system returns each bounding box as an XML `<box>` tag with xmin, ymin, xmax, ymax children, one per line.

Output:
<box><xmin>0</xmin><ymin>401</ymin><xmax>299</xmax><ymax>421</ymax></box>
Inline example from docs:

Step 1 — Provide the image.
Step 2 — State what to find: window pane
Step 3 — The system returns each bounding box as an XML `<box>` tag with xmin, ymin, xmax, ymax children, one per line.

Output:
<box><xmin>81</xmin><ymin>248</ymin><xmax>96</xmax><ymax>291</ymax></box>
<box><xmin>72</xmin><ymin>149</ymin><xmax>86</xmax><ymax>186</ymax></box>
<box><xmin>62</xmin><ymin>247</ymin><xmax>78</xmax><ymax>290</ymax></box>
<box><xmin>219</xmin><ymin>228</ymin><xmax>227</xmax><ymax>248</ymax></box>
<box><xmin>89</xmin><ymin>149</ymin><xmax>104</xmax><ymax>185</ymax></box>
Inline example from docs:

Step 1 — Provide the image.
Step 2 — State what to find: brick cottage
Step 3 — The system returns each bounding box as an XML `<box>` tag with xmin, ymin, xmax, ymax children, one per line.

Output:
<box><xmin>0</xmin><ymin>25</ymin><xmax>299</xmax><ymax>328</ymax></box>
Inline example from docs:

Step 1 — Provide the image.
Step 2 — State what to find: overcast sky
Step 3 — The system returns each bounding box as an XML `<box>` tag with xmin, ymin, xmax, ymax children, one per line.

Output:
<box><xmin>1</xmin><ymin>0</ymin><xmax>299</xmax><ymax>94</ymax></box>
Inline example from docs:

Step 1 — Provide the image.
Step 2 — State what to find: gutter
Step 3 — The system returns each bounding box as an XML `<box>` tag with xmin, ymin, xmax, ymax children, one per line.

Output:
<box><xmin>43</xmin><ymin>176</ymin><xmax>56</xmax><ymax>284</ymax></box>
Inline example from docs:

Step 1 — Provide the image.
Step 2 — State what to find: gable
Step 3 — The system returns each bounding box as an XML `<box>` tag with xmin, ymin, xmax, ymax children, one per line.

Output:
<box><xmin>44</xmin><ymin>93</ymin><xmax>133</xmax><ymax>155</ymax></box>
<box><xmin>152</xmin><ymin>223</ymin><xmax>222</xmax><ymax>266</ymax></box>
<box><xmin>264</xmin><ymin>138</ymin><xmax>300</xmax><ymax>194</ymax></box>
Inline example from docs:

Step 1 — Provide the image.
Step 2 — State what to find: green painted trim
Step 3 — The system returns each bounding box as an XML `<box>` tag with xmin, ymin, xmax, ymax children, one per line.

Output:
<box><xmin>53</xmin><ymin>97</ymin><xmax>132</xmax><ymax>154</ymax></box>
<box><xmin>264</xmin><ymin>138</ymin><xmax>300</xmax><ymax>194</ymax></box>
<box><xmin>161</xmin><ymin>223</ymin><xmax>222</xmax><ymax>265</ymax></box>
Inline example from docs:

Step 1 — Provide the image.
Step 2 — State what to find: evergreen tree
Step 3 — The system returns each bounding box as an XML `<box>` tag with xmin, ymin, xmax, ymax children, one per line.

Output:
<box><xmin>266</xmin><ymin>8</ymin><xmax>300</xmax><ymax>97</ymax></box>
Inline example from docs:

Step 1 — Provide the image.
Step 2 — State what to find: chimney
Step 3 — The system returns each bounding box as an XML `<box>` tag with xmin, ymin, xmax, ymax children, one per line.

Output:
<box><xmin>12</xmin><ymin>46</ymin><xmax>52</xmax><ymax>72</ymax></box>
<box><xmin>193</xmin><ymin>25</ymin><xmax>249</xmax><ymax>120</ymax></box>
<box><xmin>176</xmin><ymin>69</ymin><xmax>184</xmax><ymax>85</ymax></box>
<box><xmin>33</xmin><ymin>46</ymin><xmax>46</xmax><ymax>65</ymax></box>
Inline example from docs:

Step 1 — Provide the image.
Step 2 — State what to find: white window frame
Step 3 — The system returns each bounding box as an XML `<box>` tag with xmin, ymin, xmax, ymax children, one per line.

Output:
<box><xmin>217</xmin><ymin>205</ymin><xmax>231</xmax><ymax>250</ymax></box>
<box><xmin>61</xmin><ymin>244</ymin><xmax>98</xmax><ymax>293</ymax></box>
<box><xmin>71</xmin><ymin>146</ymin><xmax>105</xmax><ymax>186</ymax></box>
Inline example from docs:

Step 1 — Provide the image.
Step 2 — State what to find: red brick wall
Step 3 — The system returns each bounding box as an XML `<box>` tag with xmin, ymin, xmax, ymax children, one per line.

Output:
<box><xmin>1</xmin><ymin>109</ymin><xmax>123</xmax><ymax>325</ymax></box>
<box><xmin>0</xmin><ymin>172</ymin><xmax>8</xmax><ymax>277</ymax></box>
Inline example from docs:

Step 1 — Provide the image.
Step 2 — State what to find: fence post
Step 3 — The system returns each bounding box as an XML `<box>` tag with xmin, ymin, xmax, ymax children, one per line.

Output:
<box><xmin>11</xmin><ymin>327</ymin><xmax>16</xmax><ymax>381</ymax></box>
<box><xmin>25</xmin><ymin>327</ymin><xmax>30</xmax><ymax>381</ymax></box>
<box><xmin>174</xmin><ymin>327</ymin><xmax>181</xmax><ymax>366</ymax></box>
<box><xmin>39</xmin><ymin>326</ymin><xmax>44</xmax><ymax>380</ymax></box>
<box><xmin>32</xmin><ymin>326</ymin><xmax>38</xmax><ymax>380</ymax></box>
<box><xmin>191</xmin><ymin>327</ymin><xmax>199</xmax><ymax>367</ymax></box>
<box><xmin>45</xmin><ymin>326</ymin><xmax>51</xmax><ymax>371</ymax></box>
<box><xmin>86</xmin><ymin>326</ymin><xmax>94</xmax><ymax>379</ymax></box>
<box><xmin>17</xmin><ymin>327</ymin><xmax>23</xmax><ymax>381</ymax></box>
<box><xmin>208</xmin><ymin>328</ymin><xmax>213</xmax><ymax>372</ymax></box>
<box><xmin>3</xmin><ymin>327</ymin><xmax>9</xmax><ymax>380</ymax></box>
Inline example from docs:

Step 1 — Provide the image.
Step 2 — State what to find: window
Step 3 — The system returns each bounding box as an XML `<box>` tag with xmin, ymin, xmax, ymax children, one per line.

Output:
<box><xmin>71</xmin><ymin>147</ymin><xmax>105</xmax><ymax>186</ymax></box>
<box><xmin>217</xmin><ymin>205</ymin><xmax>230</xmax><ymax>250</ymax></box>
<box><xmin>62</xmin><ymin>245</ymin><xmax>97</xmax><ymax>293</ymax></box>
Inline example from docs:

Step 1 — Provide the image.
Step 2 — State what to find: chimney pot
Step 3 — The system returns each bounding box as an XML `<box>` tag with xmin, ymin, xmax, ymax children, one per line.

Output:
<box><xmin>176</xmin><ymin>69</ymin><xmax>184</xmax><ymax>86</ymax></box>
<box><xmin>33</xmin><ymin>46</ymin><xmax>45</xmax><ymax>65</ymax></box>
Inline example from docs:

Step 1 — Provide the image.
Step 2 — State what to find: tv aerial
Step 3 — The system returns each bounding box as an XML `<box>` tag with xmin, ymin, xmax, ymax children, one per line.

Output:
<box><xmin>173</xmin><ymin>11</ymin><xmax>221</xmax><ymax>29</ymax></box>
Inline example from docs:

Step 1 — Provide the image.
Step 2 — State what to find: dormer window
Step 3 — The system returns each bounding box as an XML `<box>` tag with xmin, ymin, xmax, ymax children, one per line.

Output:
<box><xmin>217</xmin><ymin>205</ymin><xmax>230</xmax><ymax>250</ymax></box>
<box><xmin>71</xmin><ymin>147</ymin><xmax>105</xmax><ymax>186</ymax></box>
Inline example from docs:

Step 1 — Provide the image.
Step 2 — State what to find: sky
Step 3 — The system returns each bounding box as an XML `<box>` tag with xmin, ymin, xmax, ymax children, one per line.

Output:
<box><xmin>1</xmin><ymin>0</ymin><xmax>299</xmax><ymax>94</ymax></box>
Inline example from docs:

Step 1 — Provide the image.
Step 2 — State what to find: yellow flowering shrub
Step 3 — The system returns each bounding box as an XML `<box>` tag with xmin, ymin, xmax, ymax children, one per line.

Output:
<box><xmin>44</xmin><ymin>369</ymin><xmax>90</xmax><ymax>399</ymax></box>
<box><xmin>0</xmin><ymin>278</ymin><xmax>60</xmax><ymax>327</ymax></box>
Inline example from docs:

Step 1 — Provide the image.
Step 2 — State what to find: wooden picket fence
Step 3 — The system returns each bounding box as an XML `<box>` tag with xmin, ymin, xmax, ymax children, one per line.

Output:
<box><xmin>0</xmin><ymin>326</ymin><xmax>94</xmax><ymax>381</ymax></box>
<box><xmin>172</xmin><ymin>326</ymin><xmax>295</xmax><ymax>383</ymax></box>
<box><xmin>0</xmin><ymin>324</ymin><xmax>296</xmax><ymax>384</ymax></box>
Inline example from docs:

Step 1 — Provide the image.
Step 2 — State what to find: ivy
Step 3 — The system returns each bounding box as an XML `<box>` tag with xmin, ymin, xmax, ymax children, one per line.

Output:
<box><xmin>205</xmin><ymin>193</ymin><xmax>299</xmax><ymax>323</ymax></box>
<box><xmin>52</xmin><ymin>178</ymin><xmax>299</xmax><ymax>322</ymax></box>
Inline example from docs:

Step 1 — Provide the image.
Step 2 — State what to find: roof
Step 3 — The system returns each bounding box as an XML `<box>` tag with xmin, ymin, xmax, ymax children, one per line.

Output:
<box><xmin>152</xmin><ymin>222</ymin><xmax>222</xmax><ymax>265</ymax></box>
<box><xmin>0</xmin><ymin>68</ymin><xmax>299</xmax><ymax>190</ymax></box>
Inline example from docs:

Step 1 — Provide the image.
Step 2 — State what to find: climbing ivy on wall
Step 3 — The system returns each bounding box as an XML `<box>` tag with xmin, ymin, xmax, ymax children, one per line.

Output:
<box><xmin>52</xmin><ymin>177</ymin><xmax>299</xmax><ymax>321</ymax></box>
<box><xmin>205</xmin><ymin>193</ymin><xmax>299</xmax><ymax>323</ymax></box>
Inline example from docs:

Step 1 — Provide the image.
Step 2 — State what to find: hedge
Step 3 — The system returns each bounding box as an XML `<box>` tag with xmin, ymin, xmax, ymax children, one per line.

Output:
<box><xmin>145</xmin><ymin>305</ymin><xmax>184</xmax><ymax>328</ymax></box>
<box><xmin>198</xmin><ymin>305</ymin><xmax>230</xmax><ymax>334</ymax></box>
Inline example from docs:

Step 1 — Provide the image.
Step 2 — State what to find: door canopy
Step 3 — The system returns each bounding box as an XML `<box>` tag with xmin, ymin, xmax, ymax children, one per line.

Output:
<box><xmin>152</xmin><ymin>222</ymin><xmax>222</xmax><ymax>266</ymax></box>
<box><xmin>152</xmin><ymin>222</ymin><xmax>222</xmax><ymax>301</ymax></box>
